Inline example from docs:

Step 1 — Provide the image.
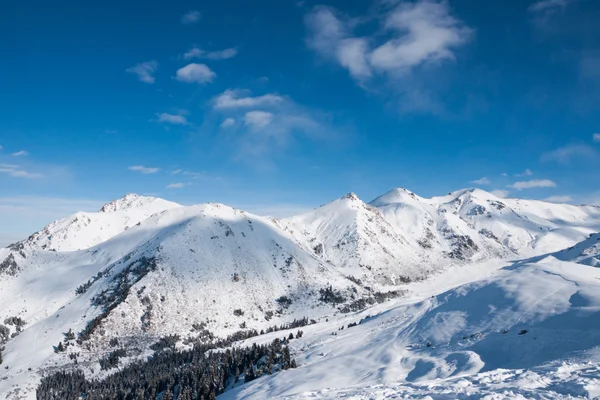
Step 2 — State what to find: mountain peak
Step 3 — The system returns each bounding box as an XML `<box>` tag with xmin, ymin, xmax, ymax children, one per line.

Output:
<box><xmin>369</xmin><ymin>187</ymin><xmax>419</xmax><ymax>207</ymax></box>
<box><xmin>99</xmin><ymin>193</ymin><xmax>149</xmax><ymax>213</ymax></box>
<box><xmin>341</xmin><ymin>192</ymin><xmax>360</xmax><ymax>201</ymax></box>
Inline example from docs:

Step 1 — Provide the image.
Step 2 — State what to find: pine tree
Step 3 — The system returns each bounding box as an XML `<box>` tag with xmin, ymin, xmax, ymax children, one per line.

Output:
<box><xmin>282</xmin><ymin>346</ymin><xmax>291</xmax><ymax>369</ymax></box>
<box><xmin>56</xmin><ymin>341</ymin><xmax>65</xmax><ymax>353</ymax></box>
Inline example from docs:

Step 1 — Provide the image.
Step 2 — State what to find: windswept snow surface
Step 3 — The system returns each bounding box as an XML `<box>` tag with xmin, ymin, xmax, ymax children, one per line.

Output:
<box><xmin>1</xmin><ymin>189</ymin><xmax>600</xmax><ymax>399</ymax></box>
<box><xmin>223</xmin><ymin>257</ymin><xmax>600</xmax><ymax>399</ymax></box>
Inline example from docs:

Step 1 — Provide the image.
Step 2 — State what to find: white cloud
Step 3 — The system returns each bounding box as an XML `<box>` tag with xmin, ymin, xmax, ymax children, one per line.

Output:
<box><xmin>128</xmin><ymin>165</ymin><xmax>159</xmax><ymax>174</ymax></box>
<box><xmin>593</xmin><ymin>133</ymin><xmax>600</xmax><ymax>142</ymax></box>
<box><xmin>166</xmin><ymin>182</ymin><xmax>188</xmax><ymax>189</ymax></box>
<box><xmin>220</xmin><ymin>118</ymin><xmax>236</xmax><ymax>128</ymax></box>
<box><xmin>541</xmin><ymin>144</ymin><xmax>598</xmax><ymax>164</ymax></box>
<box><xmin>157</xmin><ymin>112</ymin><xmax>188</xmax><ymax>125</ymax></box>
<box><xmin>508</xmin><ymin>179</ymin><xmax>557</xmax><ymax>190</ymax></box>
<box><xmin>213</xmin><ymin>90</ymin><xmax>285</xmax><ymax>109</ymax></box>
<box><xmin>205</xmin><ymin>47</ymin><xmax>238</xmax><ymax>60</ymax></box>
<box><xmin>183</xmin><ymin>47</ymin><xmax>204</xmax><ymax>59</ymax></box>
<box><xmin>305</xmin><ymin>1</ymin><xmax>471</xmax><ymax>80</ymax></box>
<box><xmin>490</xmin><ymin>190</ymin><xmax>510</xmax><ymax>198</ymax></box>
<box><xmin>172</xmin><ymin>169</ymin><xmax>182</xmax><ymax>175</ymax></box>
<box><xmin>181</xmin><ymin>10</ymin><xmax>201</xmax><ymax>25</ymax></box>
<box><xmin>205</xmin><ymin>88</ymin><xmax>330</xmax><ymax>159</ymax></box>
<box><xmin>528</xmin><ymin>0</ymin><xmax>572</xmax><ymax>14</ymax></box>
<box><xmin>126</xmin><ymin>60</ymin><xmax>158</xmax><ymax>84</ymax></box>
<box><xmin>12</xmin><ymin>150</ymin><xmax>29</xmax><ymax>156</ymax></box>
<box><xmin>370</xmin><ymin>1</ymin><xmax>472</xmax><ymax>72</ymax></box>
<box><xmin>470</xmin><ymin>177</ymin><xmax>490</xmax><ymax>185</ymax></box>
<box><xmin>244</xmin><ymin>111</ymin><xmax>274</xmax><ymax>130</ymax></box>
<box><xmin>516</xmin><ymin>168</ymin><xmax>533</xmax><ymax>177</ymax></box>
<box><xmin>0</xmin><ymin>163</ymin><xmax>42</xmax><ymax>179</ymax></box>
<box><xmin>175</xmin><ymin>63</ymin><xmax>216</xmax><ymax>84</ymax></box>
<box><xmin>338</xmin><ymin>38</ymin><xmax>372</xmax><ymax>79</ymax></box>
<box><xmin>183</xmin><ymin>47</ymin><xmax>238</xmax><ymax>60</ymax></box>
<box><xmin>501</xmin><ymin>172</ymin><xmax>508</xmax><ymax>177</ymax></box>
<box><xmin>0</xmin><ymin>145</ymin><xmax>3</xmax><ymax>151</ymax></box>
<box><xmin>543</xmin><ymin>195</ymin><xmax>573</xmax><ymax>203</ymax></box>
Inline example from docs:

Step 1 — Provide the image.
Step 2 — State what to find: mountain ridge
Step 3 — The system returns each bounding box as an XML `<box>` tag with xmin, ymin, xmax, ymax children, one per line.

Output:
<box><xmin>1</xmin><ymin>187</ymin><xmax>600</xmax><ymax>399</ymax></box>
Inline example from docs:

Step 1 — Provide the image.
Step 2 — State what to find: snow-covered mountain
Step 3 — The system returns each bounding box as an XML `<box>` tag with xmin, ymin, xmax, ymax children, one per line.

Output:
<box><xmin>372</xmin><ymin>187</ymin><xmax>600</xmax><ymax>259</ymax></box>
<box><xmin>1</xmin><ymin>188</ymin><xmax>600</xmax><ymax>399</ymax></box>
<box><xmin>15</xmin><ymin>193</ymin><xmax>181</xmax><ymax>252</ymax></box>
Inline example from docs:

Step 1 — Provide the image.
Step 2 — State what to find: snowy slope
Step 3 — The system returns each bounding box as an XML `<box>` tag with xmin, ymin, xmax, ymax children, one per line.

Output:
<box><xmin>1</xmin><ymin>189</ymin><xmax>600</xmax><ymax>399</ymax></box>
<box><xmin>13</xmin><ymin>193</ymin><xmax>181</xmax><ymax>251</ymax></box>
<box><xmin>552</xmin><ymin>232</ymin><xmax>600</xmax><ymax>267</ymax></box>
<box><xmin>223</xmin><ymin>256</ymin><xmax>600</xmax><ymax>399</ymax></box>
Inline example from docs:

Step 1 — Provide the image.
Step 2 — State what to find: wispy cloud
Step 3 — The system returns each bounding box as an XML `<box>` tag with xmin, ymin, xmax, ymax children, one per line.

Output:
<box><xmin>183</xmin><ymin>46</ymin><xmax>238</xmax><ymax>60</ymax></box>
<box><xmin>0</xmin><ymin>145</ymin><xmax>3</xmax><ymax>151</ymax></box>
<box><xmin>543</xmin><ymin>195</ymin><xmax>573</xmax><ymax>203</ymax></box>
<box><xmin>244</xmin><ymin>111</ymin><xmax>274</xmax><ymax>130</ymax></box>
<box><xmin>305</xmin><ymin>1</ymin><xmax>472</xmax><ymax>81</ymax></box>
<box><xmin>171</xmin><ymin>169</ymin><xmax>182</xmax><ymax>175</ymax></box>
<box><xmin>181</xmin><ymin>10</ymin><xmax>201</xmax><ymax>25</ymax></box>
<box><xmin>470</xmin><ymin>177</ymin><xmax>490</xmax><ymax>185</ymax></box>
<box><xmin>166</xmin><ymin>182</ymin><xmax>189</xmax><ymax>189</ymax></box>
<box><xmin>528</xmin><ymin>0</ymin><xmax>573</xmax><ymax>15</ymax></box>
<box><xmin>12</xmin><ymin>150</ymin><xmax>29</xmax><ymax>157</ymax></box>
<box><xmin>541</xmin><ymin>144</ymin><xmax>598</xmax><ymax>164</ymax></box>
<box><xmin>0</xmin><ymin>163</ymin><xmax>42</xmax><ymax>179</ymax></box>
<box><xmin>175</xmin><ymin>63</ymin><xmax>216</xmax><ymax>84</ymax></box>
<box><xmin>516</xmin><ymin>168</ymin><xmax>533</xmax><ymax>177</ymax></box>
<box><xmin>220</xmin><ymin>118</ymin><xmax>236</xmax><ymax>128</ymax></box>
<box><xmin>508</xmin><ymin>179</ymin><xmax>557</xmax><ymax>190</ymax></box>
<box><xmin>126</xmin><ymin>60</ymin><xmax>158</xmax><ymax>84</ymax></box>
<box><xmin>128</xmin><ymin>165</ymin><xmax>159</xmax><ymax>174</ymax></box>
<box><xmin>156</xmin><ymin>112</ymin><xmax>188</xmax><ymax>125</ymax></box>
<box><xmin>207</xmin><ymin>88</ymin><xmax>332</xmax><ymax>159</ymax></box>
<box><xmin>593</xmin><ymin>133</ymin><xmax>600</xmax><ymax>142</ymax></box>
<box><xmin>213</xmin><ymin>90</ymin><xmax>285</xmax><ymax>109</ymax></box>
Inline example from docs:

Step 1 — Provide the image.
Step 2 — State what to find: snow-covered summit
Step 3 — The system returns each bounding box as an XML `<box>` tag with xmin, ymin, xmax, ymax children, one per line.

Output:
<box><xmin>17</xmin><ymin>194</ymin><xmax>181</xmax><ymax>252</ymax></box>
<box><xmin>98</xmin><ymin>193</ymin><xmax>174</xmax><ymax>213</ymax></box>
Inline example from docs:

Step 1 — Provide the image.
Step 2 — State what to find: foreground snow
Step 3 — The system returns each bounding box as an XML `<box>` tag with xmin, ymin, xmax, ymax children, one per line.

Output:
<box><xmin>276</xmin><ymin>361</ymin><xmax>600</xmax><ymax>399</ymax></box>
<box><xmin>222</xmin><ymin>257</ymin><xmax>600</xmax><ymax>399</ymax></box>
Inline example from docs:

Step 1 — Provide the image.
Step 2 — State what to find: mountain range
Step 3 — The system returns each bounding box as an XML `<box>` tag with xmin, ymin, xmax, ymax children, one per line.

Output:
<box><xmin>1</xmin><ymin>188</ymin><xmax>600</xmax><ymax>399</ymax></box>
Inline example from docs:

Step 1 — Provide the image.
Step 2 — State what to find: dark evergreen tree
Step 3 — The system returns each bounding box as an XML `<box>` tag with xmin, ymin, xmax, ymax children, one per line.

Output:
<box><xmin>37</xmin><ymin>338</ymin><xmax>296</xmax><ymax>400</ymax></box>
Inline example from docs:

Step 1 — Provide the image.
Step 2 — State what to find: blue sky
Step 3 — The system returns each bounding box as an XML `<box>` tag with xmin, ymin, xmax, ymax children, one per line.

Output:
<box><xmin>1</xmin><ymin>0</ymin><xmax>600</xmax><ymax>243</ymax></box>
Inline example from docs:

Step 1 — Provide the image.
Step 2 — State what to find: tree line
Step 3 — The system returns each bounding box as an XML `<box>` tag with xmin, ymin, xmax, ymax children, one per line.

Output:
<box><xmin>38</xmin><ymin>337</ymin><xmax>296</xmax><ymax>400</ymax></box>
